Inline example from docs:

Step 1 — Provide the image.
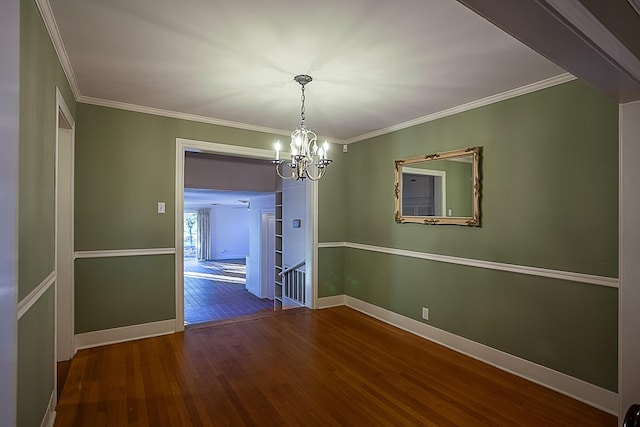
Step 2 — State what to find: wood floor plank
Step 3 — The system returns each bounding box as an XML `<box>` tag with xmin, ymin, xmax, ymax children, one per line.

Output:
<box><xmin>55</xmin><ymin>307</ymin><xmax>615</xmax><ymax>426</ymax></box>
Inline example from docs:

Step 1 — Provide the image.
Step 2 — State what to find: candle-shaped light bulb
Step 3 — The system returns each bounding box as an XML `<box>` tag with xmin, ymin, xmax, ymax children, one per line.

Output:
<box><xmin>317</xmin><ymin>148</ymin><xmax>324</xmax><ymax>159</ymax></box>
<box><xmin>274</xmin><ymin>140</ymin><xmax>281</xmax><ymax>160</ymax></box>
<box><xmin>322</xmin><ymin>141</ymin><xmax>329</xmax><ymax>159</ymax></box>
<box><xmin>295</xmin><ymin>136</ymin><xmax>302</xmax><ymax>147</ymax></box>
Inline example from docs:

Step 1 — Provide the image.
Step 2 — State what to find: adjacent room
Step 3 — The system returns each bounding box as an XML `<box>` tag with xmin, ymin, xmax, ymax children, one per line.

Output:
<box><xmin>182</xmin><ymin>188</ymin><xmax>275</xmax><ymax>325</ymax></box>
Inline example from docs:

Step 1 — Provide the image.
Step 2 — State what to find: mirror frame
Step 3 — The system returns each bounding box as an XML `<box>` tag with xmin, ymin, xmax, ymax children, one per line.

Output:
<box><xmin>394</xmin><ymin>146</ymin><xmax>480</xmax><ymax>226</ymax></box>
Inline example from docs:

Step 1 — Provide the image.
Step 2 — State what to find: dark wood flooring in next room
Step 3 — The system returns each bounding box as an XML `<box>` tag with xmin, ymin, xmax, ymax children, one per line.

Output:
<box><xmin>184</xmin><ymin>258</ymin><xmax>273</xmax><ymax>325</ymax></box>
<box><xmin>54</xmin><ymin>306</ymin><xmax>616</xmax><ymax>427</ymax></box>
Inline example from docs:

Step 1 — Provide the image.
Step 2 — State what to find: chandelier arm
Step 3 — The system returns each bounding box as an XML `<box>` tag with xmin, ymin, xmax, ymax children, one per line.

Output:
<box><xmin>274</xmin><ymin>161</ymin><xmax>294</xmax><ymax>180</ymax></box>
<box><xmin>303</xmin><ymin>165</ymin><xmax>327</xmax><ymax>181</ymax></box>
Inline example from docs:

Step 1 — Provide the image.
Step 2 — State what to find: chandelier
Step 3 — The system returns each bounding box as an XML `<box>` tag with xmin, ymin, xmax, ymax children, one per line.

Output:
<box><xmin>272</xmin><ymin>75</ymin><xmax>332</xmax><ymax>181</ymax></box>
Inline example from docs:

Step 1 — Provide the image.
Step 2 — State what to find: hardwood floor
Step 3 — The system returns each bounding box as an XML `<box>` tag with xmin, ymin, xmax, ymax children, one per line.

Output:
<box><xmin>54</xmin><ymin>307</ymin><xmax>615</xmax><ymax>426</ymax></box>
<box><xmin>183</xmin><ymin>258</ymin><xmax>273</xmax><ymax>325</ymax></box>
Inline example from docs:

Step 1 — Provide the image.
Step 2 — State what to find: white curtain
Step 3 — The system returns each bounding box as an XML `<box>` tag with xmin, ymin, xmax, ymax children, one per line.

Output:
<box><xmin>197</xmin><ymin>208</ymin><xmax>211</xmax><ymax>260</ymax></box>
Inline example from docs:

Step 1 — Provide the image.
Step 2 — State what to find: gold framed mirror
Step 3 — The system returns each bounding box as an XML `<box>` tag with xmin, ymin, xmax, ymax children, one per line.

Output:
<box><xmin>394</xmin><ymin>146</ymin><xmax>480</xmax><ymax>226</ymax></box>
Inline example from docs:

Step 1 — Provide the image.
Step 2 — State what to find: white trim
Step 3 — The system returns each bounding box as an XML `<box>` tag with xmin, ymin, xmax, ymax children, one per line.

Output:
<box><xmin>55</xmin><ymin>88</ymin><xmax>75</xmax><ymax>128</ymax></box>
<box><xmin>316</xmin><ymin>295</ymin><xmax>346</xmax><ymax>309</ymax></box>
<box><xmin>79</xmin><ymin>74</ymin><xmax>571</xmax><ymax>148</ymax></box>
<box><xmin>344</xmin><ymin>295</ymin><xmax>618</xmax><ymax>415</ymax></box>
<box><xmin>82</xmin><ymin>98</ymin><xmax>292</xmax><ymax>138</ymax></box>
<box><xmin>308</xmin><ymin>179</ymin><xmax>318</xmax><ymax>309</ymax></box>
<box><xmin>34</xmin><ymin>0</ymin><xmax>80</xmax><ymax>99</ymax></box>
<box><xmin>17</xmin><ymin>271</ymin><xmax>55</xmax><ymax>320</ymax></box>
<box><xmin>40</xmin><ymin>390</ymin><xmax>56</xmax><ymax>427</ymax></box>
<box><xmin>79</xmin><ymin>73</ymin><xmax>573</xmax><ymax>147</ymax></box>
<box><xmin>75</xmin><ymin>319</ymin><xmax>176</xmax><ymax>350</ymax></box>
<box><xmin>33</xmin><ymin>0</ymin><xmax>579</xmax><ymax>148</ymax></box>
<box><xmin>342</xmin><ymin>73</ymin><xmax>576</xmax><ymax>144</ymax></box>
<box><xmin>618</xmin><ymin>100</ymin><xmax>640</xmax><ymax>418</ymax></box>
<box><xmin>177</xmin><ymin>138</ymin><xmax>277</xmax><ymax>160</ymax></box>
<box><xmin>74</xmin><ymin>247</ymin><xmax>176</xmax><ymax>259</ymax></box>
<box><xmin>544</xmin><ymin>0</ymin><xmax>640</xmax><ymax>82</ymax></box>
<box><xmin>175</xmin><ymin>141</ymin><xmax>186</xmax><ymax>332</ymax></box>
<box><xmin>34</xmin><ymin>5</ymin><xmax>573</xmax><ymax>149</ymax></box>
<box><xmin>317</xmin><ymin>242</ymin><xmax>618</xmax><ymax>288</ymax></box>
<box><xmin>55</xmin><ymin>87</ymin><xmax>75</xmax><ymax>364</ymax></box>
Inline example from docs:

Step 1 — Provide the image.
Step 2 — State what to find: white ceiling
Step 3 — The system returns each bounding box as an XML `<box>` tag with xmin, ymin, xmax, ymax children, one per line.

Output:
<box><xmin>184</xmin><ymin>188</ymin><xmax>272</xmax><ymax>209</ymax></box>
<box><xmin>48</xmin><ymin>0</ymin><xmax>567</xmax><ymax>142</ymax></box>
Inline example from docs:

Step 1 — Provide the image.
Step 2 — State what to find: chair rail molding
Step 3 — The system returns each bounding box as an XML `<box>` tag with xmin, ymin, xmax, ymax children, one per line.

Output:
<box><xmin>317</xmin><ymin>242</ymin><xmax>618</xmax><ymax>288</ymax></box>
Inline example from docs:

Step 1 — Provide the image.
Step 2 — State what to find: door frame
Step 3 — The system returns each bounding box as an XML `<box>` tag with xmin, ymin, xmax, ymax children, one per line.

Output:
<box><xmin>174</xmin><ymin>138</ymin><xmax>318</xmax><ymax>332</ymax></box>
<box><xmin>54</xmin><ymin>89</ymin><xmax>75</xmax><ymax>363</ymax></box>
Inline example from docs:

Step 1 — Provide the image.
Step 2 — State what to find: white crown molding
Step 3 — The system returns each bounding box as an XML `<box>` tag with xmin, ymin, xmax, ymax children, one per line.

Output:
<box><xmin>37</xmin><ymin>0</ymin><xmax>575</xmax><ymax>146</ymax></box>
<box><xmin>342</xmin><ymin>73</ymin><xmax>576</xmax><ymax>144</ymax></box>
<box><xmin>37</xmin><ymin>0</ymin><xmax>576</xmax><ymax>145</ymax></box>
<box><xmin>35</xmin><ymin>0</ymin><xmax>81</xmax><ymax>99</ymax></box>
<box><xmin>79</xmin><ymin>95</ymin><xmax>292</xmax><ymax>138</ymax></box>
<box><xmin>317</xmin><ymin>241</ymin><xmax>618</xmax><ymax>288</ymax></box>
<box><xmin>75</xmin><ymin>319</ymin><xmax>175</xmax><ymax>350</ymax></box>
<box><xmin>543</xmin><ymin>0</ymin><xmax>640</xmax><ymax>82</ymax></box>
<box><xmin>74</xmin><ymin>247</ymin><xmax>176</xmax><ymax>259</ymax></box>
<box><xmin>344</xmin><ymin>296</ymin><xmax>618</xmax><ymax>414</ymax></box>
<box><xmin>17</xmin><ymin>271</ymin><xmax>55</xmax><ymax>320</ymax></box>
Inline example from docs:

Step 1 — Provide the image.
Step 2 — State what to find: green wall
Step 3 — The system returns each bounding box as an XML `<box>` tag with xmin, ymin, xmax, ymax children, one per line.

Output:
<box><xmin>344</xmin><ymin>81</ymin><xmax>618</xmax><ymax>275</ymax></box>
<box><xmin>20</xmin><ymin>0</ymin><xmax>76</xmax><ymax>299</ymax></box>
<box><xmin>75</xmin><ymin>104</ymin><xmax>285</xmax><ymax>251</ymax></box>
<box><xmin>18</xmin><ymin>0</ymin><xmax>77</xmax><ymax>425</ymax></box>
<box><xmin>17</xmin><ymin>288</ymin><xmax>54</xmax><ymax>427</ymax></box>
<box><xmin>74</xmin><ymin>103</ymin><xmax>288</xmax><ymax>332</ymax></box>
<box><xmin>318</xmin><ymin>80</ymin><xmax>618</xmax><ymax>391</ymax></box>
<box><xmin>317</xmin><ymin>138</ymin><xmax>348</xmax><ymax>297</ymax></box>
<box><xmin>75</xmin><ymin>255</ymin><xmax>175</xmax><ymax>333</ymax></box>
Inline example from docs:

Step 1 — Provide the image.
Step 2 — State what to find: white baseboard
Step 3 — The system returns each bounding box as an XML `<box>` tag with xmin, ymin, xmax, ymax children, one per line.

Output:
<box><xmin>282</xmin><ymin>296</ymin><xmax>304</xmax><ymax>310</ymax></box>
<box><xmin>41</xmin><ymin>390</ymin><xmax>56</xmax><ymax>427</ymax></box>
<box><xmin>75</xmin><ymin>319</ymin><xmax>176</xmax><ymax>350</ymax></box>
<box><xmin>332</xmin><ymin>295</ymin><xmax>617</xmax><ymax>415</ymax></box>
<box><xmin>316</xmin><ymin>295</ymin><xmax>346</xmax><ymax>309</ymax></box>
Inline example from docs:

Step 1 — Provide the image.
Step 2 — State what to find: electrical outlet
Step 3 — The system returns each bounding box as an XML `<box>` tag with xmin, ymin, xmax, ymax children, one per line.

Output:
<box><xmin>422</xmin><ymin>307</ymin><xmax>429</xmax><ymax>320</ymax></box>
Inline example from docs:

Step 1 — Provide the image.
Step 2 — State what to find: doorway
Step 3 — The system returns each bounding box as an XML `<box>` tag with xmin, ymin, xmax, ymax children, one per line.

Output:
<box><xmin>174</xmin><ymin>139</ymin><xmax>318</xmax><ymax>332</ymax></box>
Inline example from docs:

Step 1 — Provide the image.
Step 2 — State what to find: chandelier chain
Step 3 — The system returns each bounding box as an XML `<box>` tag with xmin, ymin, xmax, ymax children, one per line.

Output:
<box><xmin>300</xmin><ymin>84</ymin><xmax>306</xmax><ymax>125</ymax></box>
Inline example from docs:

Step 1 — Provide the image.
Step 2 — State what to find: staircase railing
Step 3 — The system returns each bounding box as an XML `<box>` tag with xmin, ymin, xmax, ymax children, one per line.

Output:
<box><xmin>279</xmin><ymin>260</ymin><xmax>306</xmax><ymax>305</ymax></box>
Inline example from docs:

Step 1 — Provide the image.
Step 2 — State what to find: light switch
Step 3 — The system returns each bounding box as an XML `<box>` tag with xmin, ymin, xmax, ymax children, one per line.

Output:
<box><xmin>157</xmin><ymin>202</ymin><xmax>166</xmax><ymax>214</ymax></box>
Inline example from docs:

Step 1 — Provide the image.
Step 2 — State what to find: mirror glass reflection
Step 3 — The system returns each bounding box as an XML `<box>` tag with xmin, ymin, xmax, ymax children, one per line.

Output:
<box><xmin>395</xmin><ymin>147</ymin><xmax>480</xmax><ymax>226</ymax></box>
